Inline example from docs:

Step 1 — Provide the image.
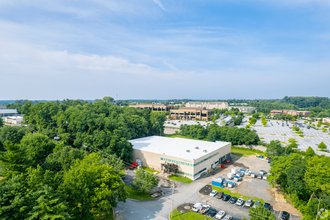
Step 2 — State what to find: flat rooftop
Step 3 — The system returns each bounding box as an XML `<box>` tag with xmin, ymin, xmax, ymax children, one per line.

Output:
<box><xmin>0</xmin><ymin>109</ymin><xmax>18</xmax><ymax>114</ymax></box>
<box><xmin>129</xmin><ymin>136</ymin><xmax>230</xmax><ymax>161</ymax></box>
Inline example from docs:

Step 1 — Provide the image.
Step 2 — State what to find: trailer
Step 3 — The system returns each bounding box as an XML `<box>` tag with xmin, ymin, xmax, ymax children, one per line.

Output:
<box><xmin>212</xmin><ymin>180</ymin><xmax>223</xmax><ymax>188</ymax></box>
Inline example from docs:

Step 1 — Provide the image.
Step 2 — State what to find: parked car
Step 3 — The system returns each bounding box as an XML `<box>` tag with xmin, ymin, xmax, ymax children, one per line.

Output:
<box><xmin>210</xmin><ymin>190</ymin><xmax>217</xmax><ymax>197</ymax></box>
<box><xmin>264</xmin><ymin>203</ymin><xmax>271</xmax><ymax>210</ymax></box>
<box><xmin>192</xmin><ymin>203</ymin><xmax>203</xmax><ymax>212</ymax></box>
<box><xmin>244</xmin><ymin>169</ymin><xmax>251</xmax><ymax>176</ymax></box>
<box><xmin>216</xmin><ymin>191</ymin><xmax>224</xmax><ymax>199</ymax></box>
<box><xmin>224</xmin><ymin>215</ymin><xmax>233</xmax><ymax>220</ymax></box>
<box><xmin>281</xmin><ymin>211</ymin><xmax>289</xmax><ymax>219</ymax></box>
<box><xmin>260</xmin><ymin>170</ymin><xmax>267</xmax><ymax>175</ymax></box>
<box><xmin>251</xmin><ymin>172</ymin><xmax>257</xmax><ymax>178</ymax></box>
<box><xmin>257</xmin><ymin>173</ymin><xmax>263</xmax><ymax>179</ymax></box>
<box><xmin>235</xmin><ymin>198</ymin><xmax>244</xmax><ymax>206</ymax></box>
<box><xmin>208</xmin><ymin>208</ymin><xmax>217</xmax><ymax>217</ymax></box>
<box><xmin>229</xmin><ymin>196</ymin><xmax>238</xmax><ymax>204</ymax></box>
<box><xmin>200</xmin><ymin>205</ymin><xmax>210</xmax><ymax>214</ymax></box>
<box><xmin>222</xmin><ymin>194</ymin><xmax>231</xmax><ymax>201</ymax></box>
<box><xmin>263</xmin><ymin>174</ymin><xmax>268</xmax><ymax>180</ymax></box>
<box><xmin>215</xmin><ymin>210</ymin><xmax>226</xmax><ymax>219</ymax></box>
<box><xmin>234</xmin><ymin>176</ymin><xmax>242</xmax><ymax>182</ymax></box>
<box><xmin>266</xmin><ymin>157</ymin><xmax>272</xmax><ymax>160</ymax></box>
<box><xmin>233</xmin><ymin>218</ymin><xmax>241</xmax><ymax>220</ymax></box>
<box><xmin>240</xmin><ymin>168</ymin><xmax>246</xmax><ymax>173</ymax></box>
<box><xmin>245</xmin><ymin>199</ymin><xmax>253</xmax><ymax>207</ymax></box>
<box><xmin>268</xmin><ymin>160</ymin><xmax>272</xmax><ymax>164</ymax></box>
<box><xmin>253</xmin><ymin>201</ymin><xmax>261</xmax><ymax>208</ymax></box>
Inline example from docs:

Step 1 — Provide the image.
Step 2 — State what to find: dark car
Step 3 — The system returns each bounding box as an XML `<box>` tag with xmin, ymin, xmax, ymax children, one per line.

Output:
<box><xmin>208</xmin><ymin>208</ymin><xmax>217</xmax><ymax>217</ymax></box>
<box><xmin>222</xmin><ymin>194</ymin><xmax>231</xmax><ymax>201</ymax></box>
<box><xmin>229</xmin><ymin>196</ymin><xmax>238</xmax><ymax>204</ymax></box>
<box><xmin>281</xmin><ymin>211</ymin><xmax>289</xmax><ymax>219</ymax></box>
<box><xmin>268</xmin><ymin>160</ymin><xmax>272</xmax><ymax>164</ymax></box>
<box><xmin>216</xmin><ymin>191</ymin><xmax>224</xmax><ymax>199</ymax></box>
<box><xmin>233</xmin><ymin>218</ymin><xmax>241</xmax><ymax>220</ymax></box>
<box><xmin>264</xmin><ymin>203</ymin><xmax>271</xmax><ymax>210</ymax></box>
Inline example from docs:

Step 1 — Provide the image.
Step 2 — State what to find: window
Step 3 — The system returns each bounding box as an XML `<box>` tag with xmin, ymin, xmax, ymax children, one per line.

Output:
<box><xmin>161</xmin><ymin>158</ymin><xmax>193</xmax><ymax>167</ymax></box>
<box><xmin>194</xmin><ymin>152</ymin><xmax>219</xmax><ymax>166</ymax></box>
<box><xmin>194</xmin><ymin>168</ymin><xmax>207</xmax><ymax>177</ymax></box>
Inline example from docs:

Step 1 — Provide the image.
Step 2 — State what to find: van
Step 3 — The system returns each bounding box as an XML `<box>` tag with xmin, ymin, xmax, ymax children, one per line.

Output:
<box><xmin>192</xmin><ymin>203</ymin><xmax>203</xmax><ymax>212</ymax></box>
<box><xmin>234</xmin><ymin>176</ymin><xmax>242</xmax><ymax>182</ymax></box>
<box><xmin>231</xmin><ymin>168</ymin><xmax>238</xmax><ymax>175</ymax></box>
<box><xmin>227</xmin><ymin>173</ymin><xmax>234</xmax><ymax>180</ymax></box>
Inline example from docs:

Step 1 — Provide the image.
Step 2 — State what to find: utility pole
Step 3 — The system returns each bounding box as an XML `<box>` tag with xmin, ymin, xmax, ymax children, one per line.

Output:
<box><xmin>171</xmin><ymin>182</ymin><xmax>174</xmax><ymax>219</ymax></box>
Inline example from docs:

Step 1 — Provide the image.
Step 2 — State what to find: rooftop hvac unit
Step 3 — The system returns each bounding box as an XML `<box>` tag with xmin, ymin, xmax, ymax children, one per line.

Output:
<box><xmin>195</xmin><ymin>147</ymin><xmax>199</xmax><ymax>149</ymax></box>
<box><xmin>203</xmin><ymin>150</ymin><xmax>207</xmax><ymax>153</ymax></box>
<box><xmin>186</xmin><ymin>150</ymin><xmax>190</xmax><ymax>152</ymax></box>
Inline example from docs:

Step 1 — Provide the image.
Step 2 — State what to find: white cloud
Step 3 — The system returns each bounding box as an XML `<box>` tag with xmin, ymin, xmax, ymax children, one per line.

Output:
<box><xmin>152</xmin><ymin>0</ymin><xmax>166</xmax><ymax>11</ymax></box>
<box><xmin>163</xmin><ymin>61</ymin><xmax>178</xmax><ymax>71</ymax></box>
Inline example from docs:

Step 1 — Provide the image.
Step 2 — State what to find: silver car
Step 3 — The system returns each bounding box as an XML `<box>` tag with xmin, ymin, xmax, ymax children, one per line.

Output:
<box><xmin>245</xmin><ymin>199</ymin><xmax>253</xmax><ymax>207</ymax></box>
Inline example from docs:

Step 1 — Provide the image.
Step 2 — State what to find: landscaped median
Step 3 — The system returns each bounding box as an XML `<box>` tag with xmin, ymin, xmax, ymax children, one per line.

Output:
<box><xmin>212</xmin><ymin>185</ymin><xmax>265</xmax><ymax>204</ymax></box>
<box><xmin>168</xmin><ymin>174</ymin><xmax>193</xmax><ymax>184</ymax></box>
<box><xmin>141</xmin><ymin>166</ymin><xmax>157</xmax><ymax>173</ymax></box>
<box><xmin>169</xmin><ymin>209</ymin><xmax>213</xmax><ymax>220</ymax></box>
<box><xmin>125</xmin><ymin>185</ymin><xmax>154</xmax><ymax>201</ymax></box>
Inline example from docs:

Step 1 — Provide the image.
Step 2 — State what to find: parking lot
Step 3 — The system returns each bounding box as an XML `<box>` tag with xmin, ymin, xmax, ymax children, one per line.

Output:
<box><xmin>164</xmin><ymin>116</ymin><xmax>233</xmax><ymax>129</ymax></box>
<box><xmin>248</xmin><ymin>119</ymin><xmax>330</xmax><ymax>154</ymax></box>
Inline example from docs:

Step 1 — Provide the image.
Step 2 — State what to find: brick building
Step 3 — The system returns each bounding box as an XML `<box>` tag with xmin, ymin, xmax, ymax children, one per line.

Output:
<box><xmin>129</xmin><ymin>104</ymin><xmax>174</xmax><ymax>113</ymax></box>
<box><xmin>185</xmin><ymin>102</ymin><xmax>228</xmax><ymax>109</ymax></box>
<box><xmin>270</xmin><ymin>110</ymin><xmax>310</xmax><ymax>117</ymax></box>
<box><xmin>170</xmin><ymin>107</ymin><xmax>214</xmax><ymax>120</ymax></box>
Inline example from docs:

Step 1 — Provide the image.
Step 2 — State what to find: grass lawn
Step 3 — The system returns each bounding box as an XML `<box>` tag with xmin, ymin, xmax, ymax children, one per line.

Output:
<box><xmin>168</xmin><ymin>175</ymin><xmax>193</xmax><ymax>184</ymax></box>
<box><xmin>141</xmin><ymin>166</ymin><xmax>157</xmax><ymax>173</ymax></box>
<box><xmin>281</xmin><ymin>134</ymin><xmax>287</xmax><ymax>136</ymax></box>
<box><xmin>125</xmin><ymin>185</ymin><xmax>154</xmax><ymax>201</ymax></box>
<box><xmin>280</xmin><ymin>142</ymin><xmax>287</xmax><ymax>145</ymax></box>
<box><xmin>260</xmin><ymin>137</ymin><xmax>265</xmax><ymax>139</ymax></box>
<box><xmin>170</xmin><ymin>209</ymin><xmax>213</xmax><ymax>220</ymax></box>
<box><xmin>231</xmin><ymin>147</ymin><xmax>267</xmax><ymax>158</ymax></box>
<box><xmin>316</xmin><ymin>149</ymin><xmax>329</xmax><ymax>153</ymax></box>
<box><xmin>212</xmin><ymin>185</ymin><xmax>265</xmax><ymax>204</ymax></box>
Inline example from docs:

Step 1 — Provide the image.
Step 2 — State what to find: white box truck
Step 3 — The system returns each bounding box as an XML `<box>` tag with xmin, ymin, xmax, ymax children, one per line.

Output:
<box><xmin>227</xmin><ymin>173</ymin><xmax>234</xmax><ymax>180</ymax></box>
<box><xmin>231</xmin><ymin>168</ymin><xmax>238</xmax><ymax>175</ymax></box>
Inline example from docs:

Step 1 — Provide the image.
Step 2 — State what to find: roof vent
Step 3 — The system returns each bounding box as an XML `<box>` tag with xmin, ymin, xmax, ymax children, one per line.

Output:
<box><xmin>186</xmin><ymin>150</ymin><xmax>190</xmax><ymax>152</ymax></box>
<box><xmin>195</xmin><ymin>147</ymin><xmax>199</xmax><ymax>149</ymax></box>
<box><xmin>203</xmin><ymin>150</ymin><xmax>207</xmax><ymax>153</ymax></box>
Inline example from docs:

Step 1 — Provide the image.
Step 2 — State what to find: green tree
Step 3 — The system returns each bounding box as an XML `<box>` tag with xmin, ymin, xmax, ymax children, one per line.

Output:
<box><xmin>0</xmin><ymin>117</ymin><xmax>3</xmax><ymax>127</ymax></box>
<box><xmin>306</xmin><ymin>146</ymin><xmax>316</xmax><ymax>157</ymax></box>
<box><xmin>288</xmin><ymin>138</ymin><xmax>298</xmax><ymax>148</ymax></box>
<box><xmin>234</xmin><ymin>116</ymin><xmax>242</xmax><ymax>125</ymax></box>
<box><xmin>252</xmin><ymin>113</ymin><xmax>259</xmax><ymax>119</ymax></box>
<box><xmin>0</xmin><ymin>126</ymin><xmax>27</xmax><ymax>151</ymax></box>
<box><xmin>132</xmin><ymin>169</ymin><xmax>160</xmax><ymax>193</ymax></box>
<box><xmin>248</xmin><ymin>205</ymin><xmax>276</xmax><ymax>220</ymax></box>
<box><xmin>59</xmin><ymin>153</ymin><xmax>127</xmax><ymax>219</ymax></box>
<box><xmin>150</xmin><ymin>112</ymin><xmax>166</xmax><ymax>135</ymax></box>
<box><xmin>318</xmin><ymin>142</ymin><xmax>327</xmax><ymax>150</ymax></box>
<box><xmin>102</xmin><ymin>96</ymin><xmax>114</xmax><ymax>104</ymax></box>
<box><xmin>262</xmin><ymin>119</ymin><xmax>267</xmax><ymax>126</ymax></box>
<box><xmin>266</xmin><ymin>140</ymin><xmax>285</xmax><ymax>157</ymax></box>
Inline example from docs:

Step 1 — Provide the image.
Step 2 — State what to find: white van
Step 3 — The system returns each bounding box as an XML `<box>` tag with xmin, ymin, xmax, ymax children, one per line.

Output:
<box><xmin>192</xmin><ymin>203</ymin><xmax>203</xmax><ymax>212</ymax></box>
<box><xmin>227</xmin><ymin>173</ymin><xmax>234</xmax><ymax>180</ymax></box>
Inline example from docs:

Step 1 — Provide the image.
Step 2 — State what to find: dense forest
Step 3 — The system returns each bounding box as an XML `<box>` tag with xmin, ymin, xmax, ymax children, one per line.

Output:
<box><xmin>266</xmin><ymin>141</ymin><xmax>330</xmax><ymax>219</ymax></box>
<box><xmin>0</xmin><ymin>97</ymin><xmax>166</xmax><ymax>219</ymax></box>
<box><xmin>250</xmin><ymin>96</ymin><xmax>330</xmax><ymax>117</ymax></box>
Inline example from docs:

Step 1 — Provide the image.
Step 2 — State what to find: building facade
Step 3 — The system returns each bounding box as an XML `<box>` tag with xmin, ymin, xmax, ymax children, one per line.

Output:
<box><xmin>270</xmin><ymin>110</ymin><xmax>310</xmax><ymax>117</ymax></box>
<box><xmin>129</xmin><ymin>104</ymin><xmax>174</xmax><ymax>113</ymax></box>
<box><xmin>170</xmin><ymin>107</ymin><xmax>214</xmax><ymax>120</ymax></box>
<box><xmin>129</xmin><ymin>136</ymin><xmax>231</xmax><ymax>180</ymax></box>
<box><xmin>228</xmin><ymin>106</ymin><xmax>256</xmax><ymax>113</ymax></box>
<box><xmin>185</xmin><ymin>102</ymin><xmax>228</xmax><ymax>109</ymax></box>
<box><xmin>323</xmin><ymin>118</ymin><xmax>330</xmax><ymax>123</ymax></box>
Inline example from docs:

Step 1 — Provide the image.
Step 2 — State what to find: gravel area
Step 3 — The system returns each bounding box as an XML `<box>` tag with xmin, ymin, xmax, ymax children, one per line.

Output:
<box><xmin>234</xmin><ymin>178</ymin><xmax>274</xmax><ymax>203</ymax></box>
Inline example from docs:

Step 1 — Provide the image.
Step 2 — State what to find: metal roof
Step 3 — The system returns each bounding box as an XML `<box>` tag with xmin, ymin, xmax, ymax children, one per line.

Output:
<box><xmin>0</xmin><ymin>109</ymin><xmax>18</xmax><ymax>114</ymax></box>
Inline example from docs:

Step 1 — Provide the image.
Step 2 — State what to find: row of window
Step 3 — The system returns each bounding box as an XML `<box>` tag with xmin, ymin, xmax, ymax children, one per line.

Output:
<box><xmin>161</xmin><ymin>158</ymin><xmax>193</xmax><ymax>167</ymax></box>
<box><xmin>194</xmin><ymin>152</ymin><xmax>219</xmax><ymax>166</ymax></box>
<box><xmin>177</xmin><ymin>171</ymin><xmax>193</xmax><ymax>177</ymax></box>
<box><xmin>194</xmin><ymin>168</ymin><xmax>207</xmax><ymax>177</ymax></box>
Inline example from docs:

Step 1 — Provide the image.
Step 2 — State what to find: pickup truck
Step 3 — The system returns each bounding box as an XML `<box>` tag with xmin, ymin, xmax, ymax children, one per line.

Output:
<box><xmin>200</xmin><ymin>205</ymin><xmax>211</xmax><ymax>214</ymax></box>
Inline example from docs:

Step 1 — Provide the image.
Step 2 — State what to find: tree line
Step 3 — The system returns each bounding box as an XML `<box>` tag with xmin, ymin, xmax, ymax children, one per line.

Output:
<box><xmin>179</xmin><ymin>123</ymin><xmax>260</xmax><ymax>145</ymax></box>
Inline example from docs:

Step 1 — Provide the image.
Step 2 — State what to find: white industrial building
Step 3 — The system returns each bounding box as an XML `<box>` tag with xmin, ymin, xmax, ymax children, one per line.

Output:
<box><xmin>0</xmin><ymin>109</ymin><xmax>18</xmax><ymax>117</ymax></box>
<box><xmin>129</xmin><ymin>136</ymin><xmax>231</xmax><ymax>180</ymax></box>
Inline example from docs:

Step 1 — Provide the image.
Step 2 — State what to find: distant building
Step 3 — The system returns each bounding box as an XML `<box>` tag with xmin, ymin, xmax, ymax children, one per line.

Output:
<box><xmin>323</xmin><ymin>118</ymin><xmax>330</xmax><ymax>123</ymax></box>
<box><xmin>270</xmin><ymin>110</ymin><xmax>310</xmax><ymax>117</ymax></box>
<box><xmin>185</xmin><ymin>102</ymin><xmax>228</xmax><ymax>110</ymax></box>
<box><xmin>228</xmin><ymin>106</ymin><xmax>256</xmax><ymax>113</ymax></box>
<box><xmin>129</xmin><ymin>136</ymin><xmax>231</xmax><ymax>180</ymax></box>
<box><xmin>0</xmin><ymin>109</ymin><xmax>18</xmax><ymax>117</ymax></box>
<box><xmin>129</xmin><ymin>104</ymin><xmax>174</xmax><ymax>113</ymax></box>
<box><xmin>3</xmin><ymin>116</ymin><xmax>23</xmax><ymax>126</ymax></box>
<box><xmin>170</xmin><ymin>107</ymin><xmax>214</xmax><ymax>120</ymax></box>
<box><xmin>230</xmin><ymin>103</ymin><xmax>248</xmax><ymax>105</ymax></box>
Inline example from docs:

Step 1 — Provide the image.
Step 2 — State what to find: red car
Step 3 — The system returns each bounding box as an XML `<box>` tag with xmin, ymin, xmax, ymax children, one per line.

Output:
<box><xmin>129</xmin><ymin>162</ymin><xmax>138</xmax><ymax>170</ymax></box>
<box><xmin>266</xmin><ymin>157</ymin><xmax>272</xmax><ymax>160</ymax></box>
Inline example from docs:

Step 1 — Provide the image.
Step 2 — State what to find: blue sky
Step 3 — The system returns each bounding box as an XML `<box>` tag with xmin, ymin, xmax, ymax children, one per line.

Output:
<box><xmin>0</xmin><ymin>0</ymin><xmax>329</xmax><ymax>100</ymax></box>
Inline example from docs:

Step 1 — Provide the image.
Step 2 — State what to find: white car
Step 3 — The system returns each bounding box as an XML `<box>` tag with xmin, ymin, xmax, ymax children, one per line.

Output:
<box><xmin>263</xmin><ymin>174</ymin><xmax>268</xmax><ymax>180</ymax></box>
<box><xmin>192</xmin><ymin>203</ymin><xmax>203</xmax><ymax>212</ymax></box>
<box><xmin>209</xmin><ymin>190</ymin><xmax>218</xmax><ymax>197</ymax></box>
<box><xmin>235</xmin><ymin>198</ymin><xmax>244</xmax><ymax>206</ymax></box>
<box><xmin>224</xmin><ymin>215</ymin><xmax>233</xmax><ymax>220</ymax></box>
<box><xmin>215</xmin><ymin>210</ymin><xmax>226</xmax><ymax>219</ymax></box>
<box><xmin>244</xmin><ymin>169</ymin><xmax>251</xmax><ymax>175</ymax></box>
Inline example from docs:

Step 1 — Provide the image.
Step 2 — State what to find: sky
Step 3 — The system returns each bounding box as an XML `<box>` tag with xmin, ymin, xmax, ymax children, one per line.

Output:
<box><xmin>0</xmin><ymin>0</ymin><xmax>329</xmax><ymax>100</ymax></box>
